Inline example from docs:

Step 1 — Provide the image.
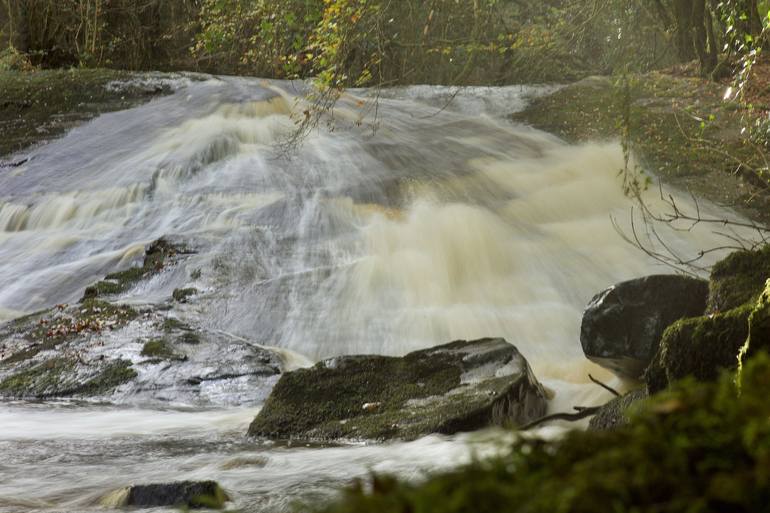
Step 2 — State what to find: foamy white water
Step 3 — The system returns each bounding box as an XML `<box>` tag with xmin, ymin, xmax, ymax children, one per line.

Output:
<box><xmin>0</xmin><ymin>76</ymin><xmax>755</xmax><ymax>511</ymax></box>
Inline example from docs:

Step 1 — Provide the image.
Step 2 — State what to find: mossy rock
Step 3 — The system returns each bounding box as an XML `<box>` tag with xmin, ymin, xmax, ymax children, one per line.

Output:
<box><xmin>81</xmin><ymin>238</ymin><xmax>192</xmax><ymax>301</ymax></box>
<box><xmin>588</xmin><ymin>389</ymin><xmax>648</xmax><ymax>431</ymax></box>
<box><xmin>0</xmin><ymin>299</ymin><xmax>138</xmax><ymax>365</ymax></box>
<box><xmin>140</xmin><ymin>338</ymin><xmax>182</xmax><ymax>360</ymax></box>
<box><xmin>122</xmin><ymin>481</ymin><xmax>229</xmax><ymax>509</ymax></box>
<box><xmin>172</xmin><ymin>287</ymin><xmax>198</xmax><ymax>303</ymax></box>
<box><xmin>645</xmin><ymin>304</ymin><xmax>751</xmax><ymax>393</ymax></box>
<box><xmin>0</xmin><ymin>357</ymin><xmax>136</xmax><ymax>398</ymax></box>
<box><xmin>708</xmin><ymin>245</ymin><xmax>770</xmax><ymax>313</ymax></box>
<box><xmin>248</xmin><ymin>338</ymin><xmax>547</xmax><ymax>442</ymax></box>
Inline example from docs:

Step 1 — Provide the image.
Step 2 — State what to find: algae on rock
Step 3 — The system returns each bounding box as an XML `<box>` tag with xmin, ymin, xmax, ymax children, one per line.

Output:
<box><xmin>249</xmin><ymin>338</ymin><xmax>547</xmax><ymax>442</ymax></box>
<box><xmin>708</xmin><ymin>245</ymin><xmax>770</xmax><ymax>313</ymax></box>
<box><xmin>645</xmin><ymin>304</ymin><xmax>751</xmax><ymax>393</ymax></box>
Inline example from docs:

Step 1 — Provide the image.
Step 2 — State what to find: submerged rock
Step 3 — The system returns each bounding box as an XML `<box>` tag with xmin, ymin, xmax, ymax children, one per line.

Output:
<box><xmin>588</xmin><ymin>389</ymin><xmax>648</xmax><ymax>431</ymax></box>
<box><xmin>580</xmin><ymin>275</ymin><xmax>708</xmax><ymax>379</ymax></box>
<box><xmin>248</xmin><ymin>338</ymin><xmax>547</xmax><ymax>442</ymax></box>
<box><xmin>112</xmin><ymin>481</ymin><xmax>229</xmax><ymax>509</ymax></box>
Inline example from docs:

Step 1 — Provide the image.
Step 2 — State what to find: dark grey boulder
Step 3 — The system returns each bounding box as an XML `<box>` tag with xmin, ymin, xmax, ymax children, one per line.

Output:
<box><xmin>248</xmin><ymin>338</ymin><xmax>547</xmax><ymax>442</ymax></box>
<box><xmin>588</xmin><ymin>389</ymin><xmax>648</xmax><ymax>431</ymax></box>
<box><xmin>580</xmin><ymin>275</ymin><xmax>708</xmax><ymax>379</ymax></box>
<box><xmin>125</xmin><ymin>481</ymin><xmax>228</xmax><ymax>509</ymax></box>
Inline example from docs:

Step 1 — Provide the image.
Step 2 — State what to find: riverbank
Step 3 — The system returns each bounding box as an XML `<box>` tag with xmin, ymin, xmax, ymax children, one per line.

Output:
<box><xmin>0</xmin><ymin>69</ymin><xmax>179</xmax><ymax>158</ymax></box>
<box><xmin>514</xmin><ymin>71</ymin><xmax>770</xmax><ymax>225</ymax></box>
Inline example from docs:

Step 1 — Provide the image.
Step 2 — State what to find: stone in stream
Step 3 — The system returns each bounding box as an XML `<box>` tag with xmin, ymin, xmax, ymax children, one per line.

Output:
<box><xmin>580</xmin><ymin>275</ymin><xmax>709</xmax><ymax>379</ymax></box>
<box><xmin>588</xmin><ymin>389</ymin><xmax>648</xmax><ymax>431</ymax></box>
<box><xmin>248</xmin><ymin>338</ymin><xmax>547</xmax><ymax>442</ymax></box>
<box><xmin>103</xmin><ymin>481</ymin><xmax>229</xmax><ymax>509</ymax></box>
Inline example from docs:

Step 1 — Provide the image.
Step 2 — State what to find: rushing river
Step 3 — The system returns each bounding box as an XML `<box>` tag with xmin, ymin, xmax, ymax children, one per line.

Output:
<box><xmin>0</xmin><ymin>76</ymin><xmax>752</xmax><ymax>512</ymax></box>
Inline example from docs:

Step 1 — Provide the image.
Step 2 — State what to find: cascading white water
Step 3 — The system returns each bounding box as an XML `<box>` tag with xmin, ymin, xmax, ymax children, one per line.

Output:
<box><xmin>0</xmin><ymin>76</ymin><xmax>755</xmax><ymax>512</ymax></box>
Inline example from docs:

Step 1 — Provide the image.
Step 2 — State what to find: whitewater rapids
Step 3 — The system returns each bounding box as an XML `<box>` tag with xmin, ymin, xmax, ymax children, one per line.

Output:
<box><xmin>0</xmin><ymin>76</ymin><xmax>753</xmax><ymax>512</ymax></box>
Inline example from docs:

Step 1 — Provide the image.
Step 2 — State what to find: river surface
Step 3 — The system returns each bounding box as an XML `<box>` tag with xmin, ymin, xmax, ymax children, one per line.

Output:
<box><xmin>0</xmin><ymin>76</ymin><xmax>752</xmax><ymax>512</ymax></box>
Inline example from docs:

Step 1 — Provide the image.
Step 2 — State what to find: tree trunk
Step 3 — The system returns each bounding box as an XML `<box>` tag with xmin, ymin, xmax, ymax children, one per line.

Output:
<box><xmin>673</xmin><ymin>0</ymin><xmax>696</xmax><ymax>62</ymax></box>
<box><xmin>692</xmin><ymin>0</ymin><xmax>717</xmax><ymax>75</ymax></box>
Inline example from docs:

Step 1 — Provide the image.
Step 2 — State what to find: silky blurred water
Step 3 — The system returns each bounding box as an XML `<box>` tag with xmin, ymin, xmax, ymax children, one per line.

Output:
<box><xmin>0</xmin><ymin>76</ymin><xmax>753</xmax><ymax>511</ymax></box>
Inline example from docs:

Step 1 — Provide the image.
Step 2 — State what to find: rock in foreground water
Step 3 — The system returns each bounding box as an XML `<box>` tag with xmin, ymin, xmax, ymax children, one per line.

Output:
<box><xmin>112</xmin><ymin>481</ymin><xmax>229</xmax><ymax>509</ymax></box>
<box><xmin>248</xmin><ymin>338</ymin><xmax>547</xmax><ymax>442</ymax></box>
<box><xmin>581</xmin><ymin>275</ymin><xmax>708</xmax><ymax>379</ymax></box>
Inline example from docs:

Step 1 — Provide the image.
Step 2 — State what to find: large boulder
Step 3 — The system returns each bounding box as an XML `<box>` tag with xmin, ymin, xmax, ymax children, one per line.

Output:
<box><xmin>248</xmin><ymin>338</ymin><xmax>547</xmax><ymax>442</ymax></box>
<box><xmin>580</xmin><ymin>275</ymin><xmax>709</xmax><ymax>379</ymax></box>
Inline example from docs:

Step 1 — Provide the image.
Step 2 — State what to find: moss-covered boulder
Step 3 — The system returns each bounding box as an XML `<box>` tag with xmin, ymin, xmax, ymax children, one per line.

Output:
<box><xmin>588</xmin><ymin>389</ymin><xmax>648</xmax><ymax>431</ymax></box>
<box><xmin>248</xmin><ymin>338</ymin><xmax>547</xmax><ymax>442</ymax></box>
<box><xmin>580</xmin><ymin>275</ymin><xmax>709</xmax><ymax>379</ymax></box>
<box><xmin>708</xmin><ymin>245</ymin><xmax>770</xmax><ymax>313</ymax></box>
<box><xmin>645</xmin><ymin>304</ymin><xmax>751</xmax><ymax>393</ymax></box>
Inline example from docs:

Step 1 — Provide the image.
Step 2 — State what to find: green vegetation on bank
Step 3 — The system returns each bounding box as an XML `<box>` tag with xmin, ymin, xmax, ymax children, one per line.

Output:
<box><xmin>515</xmin><ymin>73</ymin><xmax>770</xmax><ymax>224</ymax></box>
<box><xmin>0</xmin><ymin>68</ymin><xmax>172</xmax><ymax>156</ymax></box>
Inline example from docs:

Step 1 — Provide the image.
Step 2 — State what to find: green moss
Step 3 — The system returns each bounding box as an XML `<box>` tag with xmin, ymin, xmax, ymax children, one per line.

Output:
<box><xmin>172</xmin><ymin>287</ymin><xmax>198</xmax><ymax>303</ymax></box>
<box><xmin>1</xmin><ymin>300</ymin><xmax>137</xmax><ymax>366</ymax></box>
<box><xmin>0</xmin><ymin>357</ymin><xmax>135</xmax><ymax>398</ymax></box>
<box><xmin>0</xmin><ymin>358</ymin><xmax>74</xmax><ymax>397</ymax></box>
<box><xmin>0</xmin><ymin>69</ymin><xmax>172</xmax><ymax>157</ymax></box>
<box><xmin>708</xmin><ymin>245</ymin><xmax>770</xmax><ymax>312</ymax></box>
<box><xmin>249</xmin><ymin>340</ymin><xmax>544</xmax><ymax>441</ymax></box>
<box><xmin>141</xmin><ymin>339</ymin><xmax>175</xmax><ymax>359</ymax></box>
<box><xmin>306</xmin><ymin>354</ymin><xmax>770</xmax><ymax>513</ymax></box>
<box><xmin>77</xmin><ymin>360</ymin><xmax>137</xmax><ymax>395</ymax></box>
<box><xmin>249</xmin><ymin>352</ymin><xmax>463</xmax><ymax>440</ymax></box>
<box><xmin>645</xmin><ymin>304</ymin><xmax>752</xmax><ymax>393</ymax></box>
<box><xmin>162</xmin><ymin>318</ymin><xmax>191</xmax><ymax>332</ymax></box>
<box><xmin>81</xmin><ymin>238</ymin><xmax>190</xmax><ymax>301</ymax></box>
<box><xmin>738</xmin><ymin>280</ymin><xmax>770</xmax><ymax>374</ymax></box>
<box><xmin>176</xmin><ymin>332</ymin><xmax>201</xmax><ymax>345</ymax></box>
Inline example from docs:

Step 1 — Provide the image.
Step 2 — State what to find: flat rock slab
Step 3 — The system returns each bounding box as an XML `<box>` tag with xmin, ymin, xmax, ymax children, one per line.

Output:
<box><xmin>248</xmin><ymin>338</ymin><xmax>547</xmax><ymax>442</ymax></box>
<box><xmin>581</xmin><ymin>275</ymin><xmax>708</xmax><ymax>379</ymax></box>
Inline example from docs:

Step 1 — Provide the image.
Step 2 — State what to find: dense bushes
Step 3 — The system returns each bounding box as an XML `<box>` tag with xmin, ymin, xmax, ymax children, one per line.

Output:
<box><xmin>1</xmin><ymin>0</ymin><xmax>744</xmax><ymax>84</ymax></box>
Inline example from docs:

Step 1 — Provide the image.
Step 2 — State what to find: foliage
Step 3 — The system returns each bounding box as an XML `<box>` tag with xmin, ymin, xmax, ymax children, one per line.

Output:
<box><xmin>305</xmin><ymin>353</ymin><xmax>770</xmax><ymax>513</ymax></box>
